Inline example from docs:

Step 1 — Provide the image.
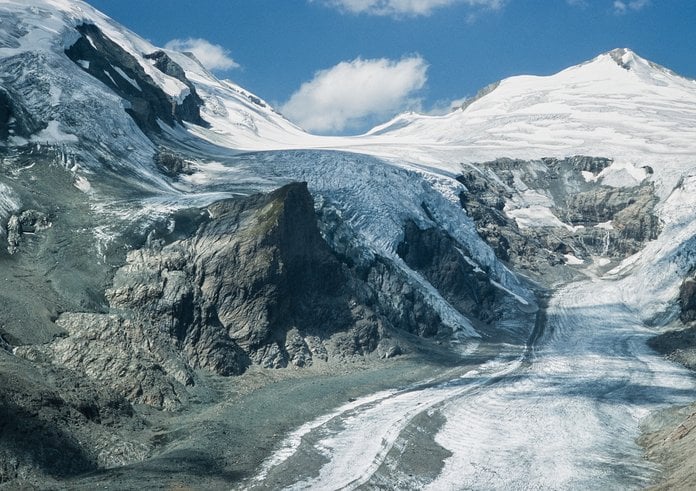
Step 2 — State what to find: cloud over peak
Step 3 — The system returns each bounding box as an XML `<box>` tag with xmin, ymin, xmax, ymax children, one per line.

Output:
<box><xmin>281</xmin><ymin>56</ymin><xmax>428</xmax><ymax>133</ymax></box>
<box><xmin>164</xmin><ymin>38</ymin><xmax>239</xmax><ymax>71</ymax></box>
<box><xmin>317</xmin><ymin>0</ymin><xmax>504</xmax><ymax>17</ymax></box>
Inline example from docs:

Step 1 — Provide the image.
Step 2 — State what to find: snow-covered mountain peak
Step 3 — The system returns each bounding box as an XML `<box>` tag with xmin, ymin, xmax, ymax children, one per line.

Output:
<box><xmin>358</xmin><ymin>48</ymin><xmax>696</xmax><ymax>172</ymax></box>
<box><xmin>572</xmin><ymin>47</ymin><xmax>693</xmax><ymax>89</ymax></box>
<box><xmin>606</xmin><ymin>47</ymin><xmax>638</xmax><ymax>69</ymax></box>
<box><xmin>2</xmin><ymin>0</ymin><xmax>696</xmax><ymax>186</ymax></box>
<box><xmin>0</xmin><ymin>0</ymin><xmax>312</xmax><ymax>179</ymax></box>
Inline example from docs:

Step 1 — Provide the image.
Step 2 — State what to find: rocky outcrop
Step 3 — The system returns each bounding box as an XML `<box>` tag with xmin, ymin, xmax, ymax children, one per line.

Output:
<box><xmin>0</xmin><ymin>334</ymin><xmax>10</xmax><ymax>353</ymax></box>
<box><xmin>18</xmin><ymin>314</ymin><xmax>196</xmax><ymax>410</ymax></box>
<box><xmin>0</xmin><ymin>87</ymin><xmax>45</xmax><ymax>141</ymax></box>
<box><xmin>143</xmin><ymin>50</ymin><xmax>207</xmax><ymax>127</ymax></box>
<box><xmin>5</xmin><ymin>209</ymin><xmax>50</xmax><ymax>254</ymax></box>
<box><xmin>361</xmin><ymin>256</ymin><xmax>444</xmax><ymax>338</ymax></box>
<box><xmin>643</xmin><ymin>274</ymin><xmax>696</xmax><ymax>490</ymax></box>
<box><xmin>107</xmin><ymin>182</ymin><xmax>387</xmax><ymax>370</ymax></box>
<box><xmin>144</xmin><ymin>51</ymin><xmax>188</xmax><ymax>82</ymax></box>
<box><xmin>458</xmin><ymin>156</ymin><xmax>661</xmax><ymax>274</ymax></box>
<box><xmin>640</xmin><ymin>401</ymin><xmax>696</xmax><ymax>491</ymax></box>
<box><xmin>397</xmin><ymin>220</ymin><xmax>500</xmax><ymax>325</ymax></box>
<box><xmin>458</xmin><ymin>168</ymin><xmax>552</xmax><ymax>270</ymax></box>
<box><xmin>315</xmin><ymin>203</ymin><xmax>455</xmax><ymax>340</ymax></box>
<box><xmin>65</xmin><ymin>24</ymin><xmax>207</xmax><ymax>133</ymax></box>
<box><xmin>25</xmin><ymin>183</ymin><xmax>407</xmax><ymax>409</ymax></box>
<box><xmin>0</xmin><ymin>351</ymin><xmax>147</xmax><ymax>486</ymax></box>
<box><xmin>648</xmin><ymin>324</ymin><xmax>696</xmax><ymax>371</ymax></box>
<box><xmin>153</xmin><ymin>148</ymin><xmax>194</xmax><ymax>176</ymax></box>
<box><xmin>679</xmin><ymin>276</ymin><xmax>696</xmax><ymax>323</ymax></box>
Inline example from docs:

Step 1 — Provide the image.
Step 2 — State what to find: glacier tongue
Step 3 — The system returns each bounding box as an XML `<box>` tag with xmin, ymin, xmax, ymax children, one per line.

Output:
<box><xmin>246</xmin><ymin>275</ymin><xmax>696</xmax><ymax>490</ymax></box>
<box><xmin>2</xmin><ymin>1</ymin><xmax>696</xmax><ymax>489</ymax></box>
<box><xmin>426</xmin><ymin>279</ymin><xmax>695</xmax><ymax>490</ymax></box>
<box><xmin>182</xmin><ymin>149</ymin><xmax>535</xmax><ymax>335</ymax></box>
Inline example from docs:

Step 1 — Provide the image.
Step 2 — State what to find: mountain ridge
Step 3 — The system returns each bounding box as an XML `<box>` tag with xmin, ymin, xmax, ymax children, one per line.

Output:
<box><xmin>1</xmin><ymin>0</ymin><xmax>696</xmax><ymax>489</ymax></box>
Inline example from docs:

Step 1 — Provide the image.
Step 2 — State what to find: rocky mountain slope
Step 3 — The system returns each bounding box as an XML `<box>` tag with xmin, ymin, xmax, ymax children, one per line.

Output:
<box><xmin>1</xmin><ymin>0</ymin><xmax>696</xmax><ymax>488</ymax></box>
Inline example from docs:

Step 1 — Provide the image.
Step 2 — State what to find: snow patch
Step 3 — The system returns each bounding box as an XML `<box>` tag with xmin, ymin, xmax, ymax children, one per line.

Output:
<box><xmin>490</xmin><ymin>279</ymin><xmax>530</xmax><ymax>306</ymax></box>
<box><xmin>456</xmin><ymin>247</ymin><xmax>484</xmax><ymax>273</ymax></box>
<box><xmin>103</xmin><ymin>69</ymin><xmax>117</xmax><ymax>87</ymax></box>
<box><xmin>74</xmin><ymin>175</ymin><xmax>92</xmax><ymax>193</ymax></box>
<box><xmin>564</xmin><ymin>253</ymin><xmax>584</xmax><ymax>265</ymax></box>
<box><xmin>85</xmin><ymin>34</ymin><xmax>98</xmax><ymax>50</ymax></box>
<box><xmin>600</xmin><ymin>163</ymin><xmax>647</xmax><ymax>187</ymax></box>
<box><xmin>32</xmin><ymin>120</ymin><xmax>78</xmax><ymax>143</ymax></box>
<box><xmin>582</xmin><ymin>170</ymin><xmax>600</xmax><ymax>182</ymax></box>
<box><xmin>506</xmin><ymin>205</ymin><xmax>582</xmax><ymax>232</ymax></box>
<box><xmin>112</xmin><ymin>65</ymin><xmax>141</xmax><ymax>91</ymax></box>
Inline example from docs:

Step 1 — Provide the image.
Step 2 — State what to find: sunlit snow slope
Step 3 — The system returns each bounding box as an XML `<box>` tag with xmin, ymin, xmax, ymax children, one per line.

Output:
<box><xmin>360</xmin><ymin>49</ymin><xmax>696</xmax><ymax>169</ymax></box>
<box><xmin>3</xmin><ymin>1</ymin><xmax>696</xmax><ymax>488</ymax></box>
<box><xmin>5</xmin><ymin>0</ymin><xmax>696</xmax><ymax>181</ymax></box>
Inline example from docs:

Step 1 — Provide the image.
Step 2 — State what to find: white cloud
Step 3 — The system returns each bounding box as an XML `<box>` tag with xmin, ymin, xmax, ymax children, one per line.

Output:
<box><xmin>427</xmin><ymin>96</ymin><xmax>470</xmax><ymax>115</ymax></box>
<box><xmin>613</xmin><ymin>0</ymin><xmax>650</xmax><ymax>13</ymax></box>
<box><xmin>164</xmin><ymin>38</ymin><xmax>239</xmax><ymax>71</ymax></box>
<box><xmin>281</xmin><ymin>56</ymin><xmax>428</xmax><ymax>133</ymax></box>
<box><xmin>317</xmin><ymin>0</ymin><xmax>504</xmax><ymax>17</ymax></box>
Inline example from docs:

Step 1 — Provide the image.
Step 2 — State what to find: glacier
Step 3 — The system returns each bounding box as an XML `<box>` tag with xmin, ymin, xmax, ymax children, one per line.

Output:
<box><xmin>1</xmin><ymin>0</ymin><xmax>696</xmax><ymax>489</ymax></box>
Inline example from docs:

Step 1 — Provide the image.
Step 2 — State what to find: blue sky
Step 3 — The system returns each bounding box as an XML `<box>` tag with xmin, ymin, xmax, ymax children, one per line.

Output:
<box><xmin>88</xmin><ymin>0</ymin><xmax>696</xmax><ymax>135</ymax></box>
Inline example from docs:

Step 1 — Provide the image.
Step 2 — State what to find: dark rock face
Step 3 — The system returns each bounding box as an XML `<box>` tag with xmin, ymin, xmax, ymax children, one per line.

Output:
<box><xmin>0</xmin><ymin>87</ymin><xmax>45</xmax><ymax>141</ymax></box>
<box><xmin>118</xmin><ymin>182</ymin><xmax>392</xmax><ymax>370</ymax></box>
<box><xmin>315</xmin><ymin>203</ymin><xmax>457</xmax><ymax>340</ymax></box>
<box><xmin>144</xmin><ymin>50</ymin><xmax>188</xmax><ymax>83</ymax></box>
<box><xmin>397</xmin><ymin>220</ymin><xmax>500</xmax><ymax>325</ymax></box>
<box><xmin>27</xmin><ymin>182</ymin><xmax>402</xmax><ymax>409</ymax></box>
<box><xmin>153</xmin><ymin>148</ymin><xmax>193</xmax><ymax>176</ymax></box>
<box><xmin>680</xmin><ymin>277</ymin><xmax>696</xmax><ymax>323</ymax></box>
<box><xmin>0</xmin><ymin>334</ymin><xmax>10</xmax><ymax>353</ymax></box>
<box><xmin>457</xmin><ymin>156</ymin><xmax>662</xmax><ymax>274</ymax></box>
<box><xmin>0</xmin><ymin>91</ymin><xmax>10</xmax><ymax>140</ymax></box>
<box><xmin>648</xmin><ymin>324</ymin><xmax>696</xmax><ymax>371</ymax></box>
<box><xmin>144</xmin><ymin>50</ymin><xmax>207</xmax><ymax>127</ymax></box>
<box><xmin>362</xmin><ymin>256</ymin><xmax>444</xmax><ymax>338</ymax></box>
<box><xmin>65</xmin><ymin>24</ymin><xmax>207</xmax><ymax>133</ymax></box>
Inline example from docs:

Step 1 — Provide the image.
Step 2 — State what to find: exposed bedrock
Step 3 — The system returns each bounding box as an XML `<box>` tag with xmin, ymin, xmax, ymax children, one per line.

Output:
<box><xmin>0</xmin><ymin>87</ymin><xmax>45</xmax><ymax>141</ymax></box>
<box><xmin>397</xmin><ymin>219</ymin><xmax>500</xmax><ymax>325</ymax></box>
<box><xmin>315</xmin><ymin>207</ymin><xmax>446</xmax><ymax>340</ymax></box>
<box><xmin>22</xmin><ymin>177</ymin><xmax>522</xmax><ymax>410</ymax></box>
<box><xmin>680</xmin><ymin>276</ymin><xmax>696</xmax><ymax>324</ymax></box>
<box><xmin>5</xmin><ymin>208</ymin><xmax>50</xmax><ymax>254</ymax></box>
<box><xmin>65</xmin><ymin>24</ymin><xmax>207</xmax><ymax>133</ymax></box>
<box><xmin>651</xmin><ymin>273</ymin><xmax>696</xmax><ymax>371</ymax></box>
<box><xmin>18</xmin><ymin>314</ymin><xmax>196</xmax><ymax>411</ymax></box>
<box><xmin>457</xmin><ymin>156</ymin><xmax>662</xmax><ymax>275</ymax></box>
<box><xmin>153</xmin><ymin>148</ymin><xmax>194</xmax><ymax>177</ymax></box>
<box><xmin>361</xmin><ymin>256</ymin><xmax>444</xmax><ymax>339</ymax></box>
<box><xmin>643</xmin><ymin>273</ymin><xmax>696</xmax><ymax>490</ymax></box>
<box><xmin>25</xmin><ymin>182</ymin><xmax>422</xmax><ymax>409</ymax></box>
